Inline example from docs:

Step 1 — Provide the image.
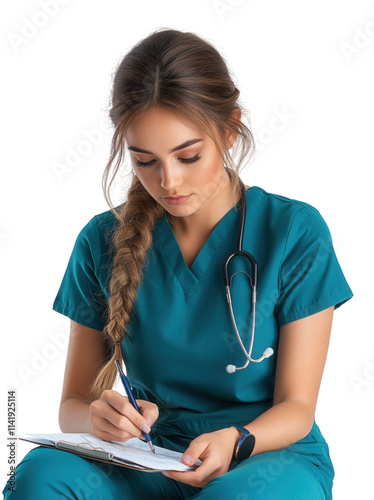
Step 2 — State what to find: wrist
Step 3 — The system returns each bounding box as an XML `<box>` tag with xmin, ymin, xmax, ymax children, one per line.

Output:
<box><xmin>231</xmin><ymin>425</ymin><xmax>256</xmax><ymax>462</ymax></box>
<box><xmin>227</xmin><ymin>426</ymin><xmax>243</xmax><ymax>462</ymax></box>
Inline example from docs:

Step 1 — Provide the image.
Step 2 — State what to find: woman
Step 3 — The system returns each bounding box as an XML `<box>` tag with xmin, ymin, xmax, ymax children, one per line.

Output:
<box><xmin>3</xmin><ymin>28</ymin><xmax>353</xmax><ymax>499</ymax></box>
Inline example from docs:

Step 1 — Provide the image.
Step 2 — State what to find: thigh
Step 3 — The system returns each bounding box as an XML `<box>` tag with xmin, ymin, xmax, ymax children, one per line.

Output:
<box><xmin>189</xmin><ymin>449</ymin><xmax>329</xmax><ymax>500</ymax></box>
<box><xmin>2</xmin><ymin>446</ymin><xmax>199</xmax><ymax>500</ymax></box>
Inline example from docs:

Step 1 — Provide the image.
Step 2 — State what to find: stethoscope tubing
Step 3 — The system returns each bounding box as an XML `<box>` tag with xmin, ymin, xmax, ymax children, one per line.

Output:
<box><xmin>223</xmin><ymin>180</ymin><xmax>274</xmax><ymax>372</ymax></box>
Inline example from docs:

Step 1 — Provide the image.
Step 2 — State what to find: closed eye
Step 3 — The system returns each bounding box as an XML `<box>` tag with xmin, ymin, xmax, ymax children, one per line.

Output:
<box><xmin>134</xmin><ymin>153</ymin><xmax>202</xmax><ymax>168</ymax></box>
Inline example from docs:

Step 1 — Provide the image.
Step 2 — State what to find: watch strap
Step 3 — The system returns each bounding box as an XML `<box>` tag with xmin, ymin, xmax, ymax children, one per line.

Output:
<box><xmin>232</xmin><ymin>425</ymin><xmax>255</xmax><ymax>462</ymax></box>
<box><xmin>233</xmin><ymin>425</ymin><xmax>250</xmax><ymax>446</ymax></box>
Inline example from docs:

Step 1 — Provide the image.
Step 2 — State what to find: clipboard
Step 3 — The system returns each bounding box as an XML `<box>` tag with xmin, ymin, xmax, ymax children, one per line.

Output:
<box><xmin>19</xmin><ymin>437</ymin><xmax>158</xmax><ymax>472</ymax></box>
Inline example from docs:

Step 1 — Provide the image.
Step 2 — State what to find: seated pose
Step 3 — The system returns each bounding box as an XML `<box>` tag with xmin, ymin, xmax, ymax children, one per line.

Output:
<box><xmin>3</xmin><ymin>28</ymin><xmax>353</xmax><ymax>500</ymax></box>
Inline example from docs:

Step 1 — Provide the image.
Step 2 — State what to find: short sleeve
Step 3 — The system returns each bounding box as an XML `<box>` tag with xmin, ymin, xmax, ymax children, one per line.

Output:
<box><xmin>275</xmin><ymin>206</ymin><xmax>354</xmax><ymax>327</ymax></box>
<box><xmin>52</xmin><ymin>216</ymin><xmax>109</xmax><ymax>331</ymax></box>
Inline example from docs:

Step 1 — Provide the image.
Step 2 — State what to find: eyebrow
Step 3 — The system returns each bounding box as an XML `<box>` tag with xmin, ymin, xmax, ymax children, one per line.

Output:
<box><xmin>127</xmin><ymin>138</ymin><xmax>203</xmax><ymax>155</ymax></box>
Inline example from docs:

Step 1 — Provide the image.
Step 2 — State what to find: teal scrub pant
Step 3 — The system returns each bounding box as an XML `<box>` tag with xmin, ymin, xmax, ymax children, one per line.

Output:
<box><xmin>3</xmin><ymin>444</ymin><xmax>333</xmax><ymax>499</ymax></box>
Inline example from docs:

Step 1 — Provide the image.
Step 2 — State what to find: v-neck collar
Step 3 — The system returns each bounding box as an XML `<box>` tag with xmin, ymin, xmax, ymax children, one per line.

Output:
<box><xmin>154</xmin><ymin>186</ymin><xmax>262</xmax><ymax>296</ymax></box>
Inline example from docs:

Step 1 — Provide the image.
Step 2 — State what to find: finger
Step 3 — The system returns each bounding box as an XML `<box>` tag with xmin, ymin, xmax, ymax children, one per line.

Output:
<box><xmin>180</xmin><ymin>435</ymin><xmax>209</xmax><ymax>467</ymax></box>
<box><xmin>164</xmin><ymin>458</ymin><xmax>215</xmax><ymax>487</ymax></box>
<box><xmin>91</xmin><ymin>409</ymin><xmax>144</xmax><ymax>441</ymax></box>
<box><xmin>95</xmin><ymin>398</ymin><xmax>148</xmax><ymax>439</ymax></box>
<box><xmin>136</xmin><ymin>401</ymin><xmax>159</xmax><ymax>428</ymax></box>
<box><xmin>163</xmin><ymin>469</ymin><xmax>202</xmax><ymax>487</ymax></box>
<box><xmin>93</xmin><ymin>427</ymin><xmax>137</xmax><ymax>443</ymax></box>
<box><xmin>162</xmin><ymin>469</ymin><xmax>196</xmax><ymax>483</ymax></box>
<box><xmin>102</xmin><ymin>390</ymin><xmax>151</xmax><ymax>435</ymax></box>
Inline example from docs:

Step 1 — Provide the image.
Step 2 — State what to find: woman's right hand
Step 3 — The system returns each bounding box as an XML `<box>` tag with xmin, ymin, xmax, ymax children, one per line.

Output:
<box><xmin>89</xmin><ymin>389</ymin><xmax>159</xmax><ymax>442</ymax></box>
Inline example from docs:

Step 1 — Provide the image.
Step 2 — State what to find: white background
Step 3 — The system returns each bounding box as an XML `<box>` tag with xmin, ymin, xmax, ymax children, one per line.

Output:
<box><xmin>1</xmin><ymin>0</ymin><xmax>372</xmax><ymax>497</ymax></box>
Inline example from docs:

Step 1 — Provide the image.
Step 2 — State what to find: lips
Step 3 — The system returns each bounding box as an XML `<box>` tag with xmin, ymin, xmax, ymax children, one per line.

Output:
<box><xmin>164</xmin><ymin>195</ymin><xmax>189</xmax><ymax>200</ymax></box>
<box><xmin>163</xmin><ymin>194</ymin><xmax>192</xmax><ymax>205</ymax></box>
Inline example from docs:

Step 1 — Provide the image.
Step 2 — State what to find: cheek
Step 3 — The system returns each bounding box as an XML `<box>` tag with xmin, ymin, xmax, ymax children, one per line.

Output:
<box><xmin>135</xmin><ymin>168</ymin><xmax>153</xmax><ymax>185</ymax></box>
<box><xmin>198</xmin><ymin>157</ymin><xmax>224</xmax><ymax>186</ymax></box>
<box><xmin>133</xmin><ymin>170</ymin><xmax>157</xmax><ymax>196</ymax></box>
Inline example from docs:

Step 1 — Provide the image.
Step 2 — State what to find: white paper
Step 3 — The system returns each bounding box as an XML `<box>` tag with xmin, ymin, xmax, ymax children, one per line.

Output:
<box><xmin>21</xmin><ymin>433</ymin><xmax>202</xmax><ymax>472</ymax></box>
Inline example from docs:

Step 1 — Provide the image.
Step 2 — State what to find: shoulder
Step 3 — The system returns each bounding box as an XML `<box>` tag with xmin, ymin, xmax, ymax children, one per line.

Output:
<box><xmin>253</xmin><ymin>185</ymin><xmax>321</xmax><ymax>214</ymax></box>
<box><xmin>253</xmin><ymin>188</ymin><xmax>335</xmax><ymax>288</ymax></box>
<box><xmin>252</xmin><ymin>185</ymin><xmax>329</xmax><ymax>236</ymax></box>
<box><xmin>74</xmin><ymin>203</ymin><xmax>125</xmax><ymax>254</ymax></box>
<box><xmin>94</xmin><ymin>203</ymin><xmax>124</xmax><ymax>229</ymax></box>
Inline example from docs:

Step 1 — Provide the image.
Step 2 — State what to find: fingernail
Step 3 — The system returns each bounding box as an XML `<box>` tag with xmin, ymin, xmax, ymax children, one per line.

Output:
<box><xmin>141</xmin><ymin>423</ymin><xmax>151</xmax><ymax>433</ymax></box>
<box><xmin>147</xmin><ymin>416</ymin><xmax>155</xmax><ymax>427</ymax></box>
<box><xmin>162</xmin><ymin>471</ymin><xmax>169</xmax><ymax>477</ymax></box>
<box><xmin>183</xmin><ymin>455</ymin><xmax>193</xmax><ymax>464</ymax></box>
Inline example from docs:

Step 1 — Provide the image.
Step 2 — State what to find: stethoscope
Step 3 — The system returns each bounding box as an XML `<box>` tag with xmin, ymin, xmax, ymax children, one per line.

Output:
<box><xmin>223</xmin><ymin>180</ymin><xmax>274</xmax><ymax>373</ymax></box>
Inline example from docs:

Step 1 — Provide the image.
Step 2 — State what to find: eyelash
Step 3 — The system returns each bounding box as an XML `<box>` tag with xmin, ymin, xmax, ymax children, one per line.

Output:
<box><xmin>134</xmin><ymin>153</ymin><xmax>202</xmax><ymax>168</ymax></box>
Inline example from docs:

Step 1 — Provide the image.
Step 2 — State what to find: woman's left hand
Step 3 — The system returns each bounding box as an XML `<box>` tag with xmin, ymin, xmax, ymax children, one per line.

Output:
<box><xmin>161</xmin><ymin>427</ymin><xmax>240</xmax><ymax>488</ymax></box>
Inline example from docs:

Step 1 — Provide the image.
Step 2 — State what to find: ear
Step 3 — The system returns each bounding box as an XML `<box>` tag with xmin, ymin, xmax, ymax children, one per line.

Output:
<box><xmin>225</xmin><ymin>108</ymin><xmax>242</xmax><ymax>150</ymax></box>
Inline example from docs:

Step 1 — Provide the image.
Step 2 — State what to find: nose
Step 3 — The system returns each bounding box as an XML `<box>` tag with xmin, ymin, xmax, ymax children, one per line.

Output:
<box><xmin>160</xmin><ymin>163</ymin><xmax>183</xmax><ymax>192</ymax></box>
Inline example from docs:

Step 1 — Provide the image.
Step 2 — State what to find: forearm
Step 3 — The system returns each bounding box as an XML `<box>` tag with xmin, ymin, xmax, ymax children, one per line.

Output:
<box><xmin>232</xmin><ymin>400</ymin><xmax>314</xmax><ymax>458</ymax></box>
<box><xmin>59</xmin><ymin>397</ymin><xmax>93</xmax><ymax>433</ymax></box>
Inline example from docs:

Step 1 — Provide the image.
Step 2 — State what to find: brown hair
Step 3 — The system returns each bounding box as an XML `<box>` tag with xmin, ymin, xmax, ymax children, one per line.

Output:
<box><xmin>88</xmin><ymin>28</ymin><xmax>255</xmax><ymax>402</ymax></box>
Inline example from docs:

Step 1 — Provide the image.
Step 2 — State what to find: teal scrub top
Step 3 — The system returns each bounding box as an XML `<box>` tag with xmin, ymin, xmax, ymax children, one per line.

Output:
<box><xmin>52</xmin><ymin>185</ymin><xmax>353</xmax><ymax>444</ymax></box>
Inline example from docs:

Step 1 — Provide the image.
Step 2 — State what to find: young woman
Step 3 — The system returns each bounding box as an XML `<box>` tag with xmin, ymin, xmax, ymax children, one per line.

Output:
<box><xmin>3</xmin><ymin>28</ymin><xmax>353</xmax><ymax>499</ymax></box>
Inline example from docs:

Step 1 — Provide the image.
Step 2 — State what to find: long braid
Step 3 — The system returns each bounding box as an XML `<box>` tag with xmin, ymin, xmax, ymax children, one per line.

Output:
<box><xmin>88</xmin><ymin>174</ymin><xmax>165</xmax><ymax>401</ymax></box>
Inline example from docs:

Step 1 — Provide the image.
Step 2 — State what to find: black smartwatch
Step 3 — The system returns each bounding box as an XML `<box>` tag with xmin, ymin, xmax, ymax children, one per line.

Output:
<box><xmin>231</xmin><ymin>425</ymin><xmax>256</xmax><ymax>462</ymax></box>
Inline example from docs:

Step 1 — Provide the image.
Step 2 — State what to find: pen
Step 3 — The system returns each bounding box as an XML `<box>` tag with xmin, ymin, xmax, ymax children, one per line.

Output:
<box><xmin>114</xmin><ymin>360</ymin><xmax>155</xmax><ymax>454</ymax></box>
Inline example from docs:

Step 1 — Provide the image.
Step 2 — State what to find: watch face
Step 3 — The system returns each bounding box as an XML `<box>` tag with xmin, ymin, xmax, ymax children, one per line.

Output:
<box><xmin>237</xmin><ymin>434</ymin><xmax>256</xmax><ymax>462</ymax></box>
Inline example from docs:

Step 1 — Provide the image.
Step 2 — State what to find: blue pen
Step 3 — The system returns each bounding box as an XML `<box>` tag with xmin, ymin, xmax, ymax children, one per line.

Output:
<box><xmin>115</xmin><ymin>360</ymin><xmax>155</xmax><ymax>454</ymax></box>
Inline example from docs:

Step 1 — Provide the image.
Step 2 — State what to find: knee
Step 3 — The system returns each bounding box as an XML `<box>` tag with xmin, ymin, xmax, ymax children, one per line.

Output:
<box><xmin>17</xmin><ymin>445</ymin><xmax>67</xmax><ymax>480</ymax></box>
<box><xmin>3</xmin><ymin>446</ymin><xmax>73</xmax><ymax>499</ymax></box>
<box><xmin>3</xmin><ymin>445</ymin><xmax>109</xmax><ymax>499</ymax></box>
<box><xmin>193</xmin><ymin>450</ymin><xmax>325</xmax><ymax>500</ymax></box>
